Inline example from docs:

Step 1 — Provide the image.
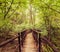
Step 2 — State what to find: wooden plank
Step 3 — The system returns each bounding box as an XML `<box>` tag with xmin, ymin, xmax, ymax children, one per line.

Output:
<box><xmin>0</xmin><ymin>35</ymin><xmax>18</xmax><ymax>47</ymax></box>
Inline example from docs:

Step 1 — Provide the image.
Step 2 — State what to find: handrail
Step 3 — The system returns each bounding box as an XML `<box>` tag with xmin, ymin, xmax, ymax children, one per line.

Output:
<box><xmin>0</xmin><ymin>30</ymin><xmax>59</xmax><ymax>52</ymax></box>
<box><xmin>0</xmin><ymin>35</ymin><xmax>18</xmax><ymax>47</ymax></box>
<box><xmin>0</xmin><ymin>33</ymin><xmax>21</xmax><ymax>52</ymax></box>
<box><xmin>41</xmin><ymin>37</ymin><xmax>59</xmax><ymax>52</ymax></box>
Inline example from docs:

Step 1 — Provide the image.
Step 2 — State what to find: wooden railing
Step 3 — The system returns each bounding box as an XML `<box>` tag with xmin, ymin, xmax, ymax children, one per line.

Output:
<box><xmin>0</xmin><ymin>30</ymin><xmax>59</xmax><ymax>52</ymax></box>
<box><xmin>0</xmin><ymin>33</ymin><xmax>21</xmax><ymax>52</ymax></box>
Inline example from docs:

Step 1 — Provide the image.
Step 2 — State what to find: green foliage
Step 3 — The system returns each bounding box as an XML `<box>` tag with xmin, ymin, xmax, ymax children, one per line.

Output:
<box><xmin>0</xmin><ymin>0</ymin><xmax>60</xmax><ymax>51</ymax></box>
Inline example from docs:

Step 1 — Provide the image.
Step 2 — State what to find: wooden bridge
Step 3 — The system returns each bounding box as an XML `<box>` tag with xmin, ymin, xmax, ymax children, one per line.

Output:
<box><xmin>0</xmin><ymin>29</ymin><xmax>59</xmax><ymax>52</ymax></box>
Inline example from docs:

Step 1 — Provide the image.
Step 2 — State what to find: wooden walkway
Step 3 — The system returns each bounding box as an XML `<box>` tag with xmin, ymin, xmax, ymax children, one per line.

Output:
<box><xmin>0</xmin><ymin>32</ymin><xmax>38</xmax><ymax>52</ymax></box>
<box><xmin>22</xmin><ymin>32</ymin><xmax>38</xmax><ymax>52</ymax></box>
<box><xmin>0</xmin><ymin>30</ymin><xmax>59</xmax><ymax>52</ymax></box>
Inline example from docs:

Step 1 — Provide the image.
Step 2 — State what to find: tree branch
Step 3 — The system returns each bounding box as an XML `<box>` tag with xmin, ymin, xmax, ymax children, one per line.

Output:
<box><xmin>4</xmin><ymin>0</ymin><xmax>14</xmax><ymax>19</ymax></box>
<box><xmin>7</xmin><ymin>5</ymin><xmax>19</xmax><ymax>18</ymax></box>
<box><xmin>40</xmin><ymin>0</ymin><xmax>60</xmax><ymax>14</ymax></box>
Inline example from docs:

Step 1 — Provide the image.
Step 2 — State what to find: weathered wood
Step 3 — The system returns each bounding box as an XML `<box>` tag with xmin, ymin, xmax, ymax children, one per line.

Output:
<box><xmin>0</xmin><ymin>35</ymin><xmax>18</xmax><ymax>47</ymax></box>
<box><xmin>39</xmin><ymin>33</ymin><xmax>41</xmax><ymax>52</ymax></box>
<box><xmin>21</xmin><ymin>29</ymin><xmax>32</xmax><ymax>46</ymax></box>
<box><xmin>32</xmin><ymin>31</ymin><xmax>38</xmax><ymax>45</ymax></box>
<box><xmin>18</xmin><ymin>33</ymin><xmax>21</xmax><ymax>52</ymax></box>
<box><xmin>41</xmin><ymin>37</ymin><xmax>59</xmax><ymax>52</ymax></box>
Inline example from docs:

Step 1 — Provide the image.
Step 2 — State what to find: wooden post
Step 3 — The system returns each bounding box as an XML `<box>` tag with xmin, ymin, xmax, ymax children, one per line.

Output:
<box><xmin>18</xmin><ymin>33</ymin><xmax>21</xmax><ymax>52</ymax></box>
<box><xmin>39</xmin><ymin>33</ymin><xmax>41</xmax><ymax>52</ymax></box>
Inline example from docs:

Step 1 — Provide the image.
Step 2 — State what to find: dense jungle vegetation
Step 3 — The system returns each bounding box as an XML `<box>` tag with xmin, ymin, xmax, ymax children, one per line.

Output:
<box><xmin>0</xmin><ymin>0</ymin><xmax>60</xmax><ymax>52</ymax></box>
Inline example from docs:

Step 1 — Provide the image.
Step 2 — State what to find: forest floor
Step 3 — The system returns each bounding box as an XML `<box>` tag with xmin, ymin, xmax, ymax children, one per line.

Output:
<box><xmin>0</xmin><ymin>32</ymin><xmax>38</xmax><ymax>52</ymax></box>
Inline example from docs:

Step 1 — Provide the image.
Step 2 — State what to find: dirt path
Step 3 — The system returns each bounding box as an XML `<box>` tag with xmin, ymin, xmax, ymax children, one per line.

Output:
<box><xmin>22</xmin><ymin>32</ymin><xmax>38</xmax><ymax>52</ymax></box>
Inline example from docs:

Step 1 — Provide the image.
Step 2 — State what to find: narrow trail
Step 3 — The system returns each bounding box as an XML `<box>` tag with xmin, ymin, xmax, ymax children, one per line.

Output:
<box><xmin>22</xmin><ymin>32</ymin><xmax>38</xmax><ymax>52</ymax></box>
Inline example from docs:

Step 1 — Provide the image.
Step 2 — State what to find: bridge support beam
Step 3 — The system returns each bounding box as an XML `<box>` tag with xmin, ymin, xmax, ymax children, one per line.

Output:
<box><xmin>39</xmin><ymin>33</ymin><xmax>41</xmax><ymax>52</ymax></box>
<box><xmin>18</xmin><ymin>33</ymin><xmax>21</xmax><ymax>52</ymax></box>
